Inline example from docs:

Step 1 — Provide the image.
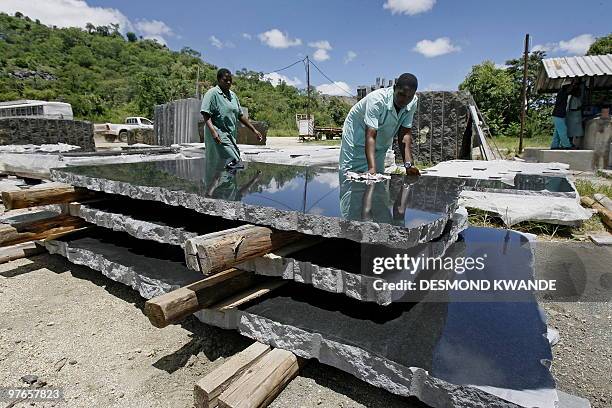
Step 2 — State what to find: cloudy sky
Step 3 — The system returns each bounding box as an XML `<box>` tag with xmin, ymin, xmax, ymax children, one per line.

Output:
<box><xmin>1</xmin><ymin>0</ymin><xmax>610</xmax><ymax>96</ymax></box>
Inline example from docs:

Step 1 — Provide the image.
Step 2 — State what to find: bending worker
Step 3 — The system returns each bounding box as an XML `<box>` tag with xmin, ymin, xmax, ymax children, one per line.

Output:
<box><xmin>201</xmin><ymin>68</ymin><xmax>263</xmax><ymax>168</ymax></box>
<box><xmin>339</xmin><ymin>73</ymin><xmax>420</xmax><ymax>175</ymax></box>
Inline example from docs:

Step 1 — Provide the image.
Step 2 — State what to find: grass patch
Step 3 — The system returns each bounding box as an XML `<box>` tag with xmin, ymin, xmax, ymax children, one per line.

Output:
<box><xmin>466</xmin><ymin>207</ymin><xmax>607</xmax><ymax>240</ymax></box>
<box><xmin>488</xmin><ymin>135</ymin><xmax>550</xmax><ymax>159</ymax></box>
<box><xmin>574</xmin><ymin>179</ymin><xmax>612</xmax><ymax>198</ymax></box>
<box><xmin>306</xmin><ymin>139</ymin><xmax>341</xmax><ymax>146</ymax></box>
<box><xmin>267</xmin><ymin>128</ymin><xmax>298</xmax><ymax>137</ymax></box>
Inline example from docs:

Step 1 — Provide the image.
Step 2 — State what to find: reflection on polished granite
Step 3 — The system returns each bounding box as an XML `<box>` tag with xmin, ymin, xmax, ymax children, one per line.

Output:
<box><xmin>51</xmin><ymin>158</ymin><xmax>463</xmax><ymax>247</ymax></box>
<box><xmin>238</xmin><ymin>228</ymin><xmax>556</xmax><ymax>408</ymax></box>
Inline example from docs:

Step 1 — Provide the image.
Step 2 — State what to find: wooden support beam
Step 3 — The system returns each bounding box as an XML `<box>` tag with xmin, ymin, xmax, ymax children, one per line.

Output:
<box><xmin>0</xmin><ymin>215</ymin><xmax>87</xmax><ymax>247</ymax></box>
<box><xmin>218</xmin><ymin>348</ymin><xmax>302</xmax><ymax>408</ymax></box>
<box><xmin>1</xmin><ymin>183</ymin><xmax>97</xmax><ymax>210</ymax></box>
<box><xmin>0</xmin><ymin>242</ymin><xmax>45</xmax><ymax>264</ymax></box>
<box><xmin>194</xmin><ymin>342</ymin><xmax>271</xmax><ymax>408</ymax></box>
<box><xmin>210</xmin><ymin>280</ymin><xmax>287</xmax><ymax>312</ymax></box>
<box><xmin>185</xmin><ymin>225</ymin><xmax>303</xmax><ymax>275</ymax></box>
<box><xmin>582</xmin><ymin>196</ymin><xmax>612</xmax><ymax>229</ymax></box>
<box><xmin>143</xmin><ymin>268</ymin><xmax>259</xmax><ymax>328</ymax></box>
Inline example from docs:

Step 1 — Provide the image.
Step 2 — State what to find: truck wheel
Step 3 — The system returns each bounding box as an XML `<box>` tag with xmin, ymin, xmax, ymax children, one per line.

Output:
<box><xmin>118</xmin><ymin>131</ymin><xmax>128</xmax><ymax>143</ymax></box>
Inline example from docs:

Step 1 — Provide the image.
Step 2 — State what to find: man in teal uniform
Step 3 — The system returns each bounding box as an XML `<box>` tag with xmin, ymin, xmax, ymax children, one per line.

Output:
<box><xmin>201</xmin><ymin>68</ymin><xmax>262</xmax><ymax>168</ymax></box>
<box><xmin>339</xmin><ymin>73</ymin><xmax>420</xmax><ymax>175</ymax></box>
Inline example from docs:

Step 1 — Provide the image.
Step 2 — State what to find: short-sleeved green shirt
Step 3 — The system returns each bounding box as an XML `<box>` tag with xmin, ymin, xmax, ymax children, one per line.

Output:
<box><xmin>339</xmin><ymin>87</ymin><xmax>418</xmax><ymax>172</ymax></box>
<box><xmin>200</xmin><ymin>85</ymin><xmax>243</xmax><ymax>163</ymax></box>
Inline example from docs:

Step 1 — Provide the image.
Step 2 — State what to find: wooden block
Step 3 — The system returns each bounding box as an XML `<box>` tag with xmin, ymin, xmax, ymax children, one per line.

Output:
<box><xmin>218</xmin><ymin>348</ymin><xmax>301</xmax><ymax>408</ymax></box>
<box><xmin>194</xmin><ymin>342</ymin><xmax>271</xmax><ymax>408</ymax></box>
<box><xmin>211</xmin><ymin>280</ymin><xmax>287</xmax><ymax>312</ymax></box>
<box><xmin>0</xmin><ymin>215</ymin><xmax>87</xmax><ymax>247</ymax></box>
<box><xmin>1</xmin><ymin>182</ymin><xmax>97</xmax><ymax>210</ymax></box>
<box><xmin>582</xmin><ymin>196</ymin><xmax>612</xmax><ymax>229</ymax></box>
<box><xmin>593</xmin><ymin>193</ymin><xmax>612</xmax><ymax>212</ymax></box>
<box><xmin>185</xmin><ymin>225</ymin><xmax>302</xmax><ymax>275</ymax></box>
<box><xmin>0</xmin><ymin>241</ymin><xmax>45</xmax><ymax>264</ymax></box>
<box><xmin>144</xmin><ymin>268</ymin><xmax>258</xmax><ymax>328</ymax></box>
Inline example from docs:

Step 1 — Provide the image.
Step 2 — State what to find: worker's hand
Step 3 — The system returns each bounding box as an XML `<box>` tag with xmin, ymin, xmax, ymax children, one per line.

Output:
<box><xmin>367</xmin><ymin>167</ymin><xmax>377</xmax><ymax>175</ymax></box>
<box><xmin>254</xmin><ymin>129</ymin><xmax>263</xmax><ymax>142</ymax></box>
<box><xmin>406</xmin><ymin>166</ymin><xmax>420</xmax><ymax>176</ymax></box>
<box><xmin>212</xmin><ymin>131</ymin><xmax>222</xmax><ymax>145</ymax></box>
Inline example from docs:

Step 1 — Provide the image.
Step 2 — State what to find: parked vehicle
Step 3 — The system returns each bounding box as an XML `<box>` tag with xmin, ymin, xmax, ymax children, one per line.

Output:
<box><xmin>94</xmin><ymin>117</ymin><xmax>153</xmax><ymax>142</ymax></box>
<box><xmin>0</xmin><ymin>100</ymin><xmax>74</xmax><ymax>119</ymax></box>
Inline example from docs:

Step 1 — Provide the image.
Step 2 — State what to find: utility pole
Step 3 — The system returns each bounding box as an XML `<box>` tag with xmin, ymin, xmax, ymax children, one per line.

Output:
<box><xmin>518</xmin><ymin>33</ymin><xmax>529</xmax><ymax>155</ymax></box>
<box><xmin>306</xmin><ymin>55</ymin><xmax>311</xmax><ymax>126</ymax></box>
<box><xmin>195</xmin><ymin>65</ymin><xmax>200</xmax><ymax>99</ymax></box>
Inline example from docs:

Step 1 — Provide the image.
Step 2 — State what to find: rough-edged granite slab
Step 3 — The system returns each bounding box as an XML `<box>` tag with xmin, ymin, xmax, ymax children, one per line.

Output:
<box><xmin>68</xmin><ymin>197</ymin><xmax>242</xmax><ymax>247</ymax></box>
<box><xmin>43</xmin><ymin>228</ymin><xmax>203</xmax><ymax>299</ymax></box>
<box><xmin>43</xmin><ymin>226</ymin><xmax>563</xmax><ymax>408</ymax></box>
<box><xmin>67</xmin><ymin>193</ymin><xmax>466</xmax><ymax>302</ymax></box>
<box><xmin>237</xmin><ymin>208</ymin><xmax>468</xmax><ymax>305</ymax></box>
<box><xmin>50</xmin><ymin>159</ymin><xmax>463</xmax><ymax>248</ymax></box>
<box><xmin>197</xmin><ymin>228</ymin><xmax>559</xmax><ymax>408</ymax></box>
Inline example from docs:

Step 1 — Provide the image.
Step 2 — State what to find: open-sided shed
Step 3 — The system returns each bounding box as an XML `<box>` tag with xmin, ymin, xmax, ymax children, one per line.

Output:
<box><xmin>534</xmin><ymin>54</ymin><xmax>612</xmax><ymax>93</ymax></box>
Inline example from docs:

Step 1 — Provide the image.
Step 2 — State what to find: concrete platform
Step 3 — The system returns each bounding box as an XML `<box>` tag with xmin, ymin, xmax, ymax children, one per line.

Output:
<box><xmin>539</xmin><ymin>150</ymin><xmax>595</xmax><ymax>172</ymax></box>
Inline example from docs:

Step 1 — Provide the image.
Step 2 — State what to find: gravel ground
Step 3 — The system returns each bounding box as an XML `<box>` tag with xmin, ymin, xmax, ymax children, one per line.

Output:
<box><xmin>543</xmin><ymin>302</ymin><xmax>611</xmax><ymax>408</ymax></box>
<box><xmin>0</xmin><ymin>253</ymin><xmax>421</xmax><ymax>408</ymax></box>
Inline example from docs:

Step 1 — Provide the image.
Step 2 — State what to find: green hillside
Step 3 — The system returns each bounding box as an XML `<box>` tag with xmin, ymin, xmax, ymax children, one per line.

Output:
<box><xmin>0</xmin><ymin>12</ymin><xmax>351</xmax><ymax>135</ymax></box>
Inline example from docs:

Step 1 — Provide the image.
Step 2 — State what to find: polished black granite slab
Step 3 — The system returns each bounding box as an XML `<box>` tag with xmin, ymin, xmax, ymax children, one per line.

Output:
<box><xmin>457</xmin><ymin>173</ymin><xmax>574</xmax><ymax>195</ymax></box>
<box><xmin>237</xmin><ymin>227</ymin><xmax>556</xmax><ymax>407</ymax></box>
<box><xmin>51</xmin><ymin>159</ymin><xmax>463</xmax><ymax>247</ymax></box>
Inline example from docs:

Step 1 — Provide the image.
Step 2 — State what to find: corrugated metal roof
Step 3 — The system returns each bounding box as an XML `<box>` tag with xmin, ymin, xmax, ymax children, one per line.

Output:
<box><xmin>535</xmin><ymin>54</ymin><xmax>612</xmax><ymax>93</ymax></box>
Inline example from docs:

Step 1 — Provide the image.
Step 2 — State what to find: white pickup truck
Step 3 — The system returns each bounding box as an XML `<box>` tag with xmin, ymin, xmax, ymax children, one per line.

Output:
<box><xmin>94</xmin><ymin>117</ymin><xmax>154</xmax><ymax>142</ymax></box>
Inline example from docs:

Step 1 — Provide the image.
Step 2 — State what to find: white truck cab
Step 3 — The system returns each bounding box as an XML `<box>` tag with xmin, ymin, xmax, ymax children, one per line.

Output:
<box><xmin>95</xmin><ymin>117</ymin><xmax>154</xmax><ymax>142</ymax></box>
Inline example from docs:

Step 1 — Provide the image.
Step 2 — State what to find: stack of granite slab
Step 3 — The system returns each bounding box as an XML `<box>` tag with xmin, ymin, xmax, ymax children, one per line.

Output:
<box><xmin>44</xmin><ymin>158</ymin><xmax>571</xmax><ymax>408</ymax></box>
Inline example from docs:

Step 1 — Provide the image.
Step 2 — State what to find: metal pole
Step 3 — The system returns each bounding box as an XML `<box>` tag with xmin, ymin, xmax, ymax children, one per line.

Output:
<box><xmin>518</xmin><ymin>33</ymin><xmax>529</xmax><ymax>155</ymax></box>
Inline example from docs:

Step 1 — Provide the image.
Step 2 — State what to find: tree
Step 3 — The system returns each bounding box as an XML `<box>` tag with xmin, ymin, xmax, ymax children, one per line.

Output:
<box><xmin>459</xmin><ymin>61</ymin><xmax>515</xmax><ymax>135</ymax></box>
<box><xmin>85</xmin><ymin>22</ymin><xmax>95</xmax><ymax>34</ymax></box>
<box><xmin>126</xmin><ymin>32</ymin><xmax>137</xmax><ymax>42</ymax></box>
<box><xmin>587</xmin><ymin>33</ymin><xmax>612</xmax><ymax>56</ymax></box>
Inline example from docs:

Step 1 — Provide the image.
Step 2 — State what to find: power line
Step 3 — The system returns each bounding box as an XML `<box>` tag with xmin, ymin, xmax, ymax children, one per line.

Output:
<box><xmin>263</xmin><ymin>58</ymin><xmax>306</xmax><ymax>76</ymax></box>
<box><xmin>308</xmin><ymin>59</ymin><xmax>354</xmax><ymax>97</ymax></box>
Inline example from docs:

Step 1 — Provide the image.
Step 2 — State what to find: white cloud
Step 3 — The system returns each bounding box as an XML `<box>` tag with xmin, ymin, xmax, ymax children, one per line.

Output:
<box><xmin>344</xmin><ymin>50</ymin><xmax>357</xmax><ymax>64</ymax></box>
<box><xmin>316</xmin><ymin>81</ymin><xmax>353</xmax><ymax>96</ymax></box>
<box><xmin>533</xmin><ymin>34</ymin><xmax>595</xmax><ymax>56</ymax></box>
<box><xmin>242</xmin><ymin>33</ymin><xmax>252</xmax><ymax>40</ymax></box>
<box><xmin>209</xmin><ymin>35</ymin><xmax>234</xmax><ymax>49</ymax></box>
<box><xmin>0</xmin><ymin>0</ymin><xmax>131</xmax><ymax>30</ymax></box>
<box><xmin>308</xmin><ymin>40</ymin><xmax>332</xmax><ymax>62</ymax></box>
<box><xmin>262</xmin><ymin>72</ymin><xmax>302</xmax><ymax>87</ymax></box>
<box><xmin>413</xmin><ymin>37</ymin><xmax>460</xmax><ymax>57</ymax></box>
<box><xmin>312</xmin><ymin>48</ymin><xmax>330</xmax><ymax>62</ymax></box>
<box><xmin>258</xmin><ymin>29</ymin><xmax>302</xmax><ymax>48</ymax></box>
<box><xmin>308</xmin><ymin>40</ymin><xmax>332</xmax><ymax>50</ymax></box>
<box><xmin>532</xmin><ymin>43</ymin><xmax>552</xmax><ymax>52</ymax></box>
<box><xmin>0</xmin><ymin>0</ymin><xmax>178</xmax><ymax>45</ymax></box>
<box><xmin>383</xmin><ymin>0</ymin><xmax>436</xmax><ymax>15</ymax></box>
<box><xmin>209</xmin><ymin>35</ymin><xmax>223</xmax><ymax>49</ymax></box>
<box><xmin>135</xmin><ymin>19</ymin><xmax>175</xmax><ymax>44</ymax></box>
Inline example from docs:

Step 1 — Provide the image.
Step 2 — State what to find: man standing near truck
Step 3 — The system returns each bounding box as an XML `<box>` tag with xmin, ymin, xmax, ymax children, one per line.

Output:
<box><xmin>339</xmin><ymin>73</ymin><xmax>420</xmax><ymax>175</ymax></box>
<box><xmin>201</xmin><ymin>68</ymin><xmax>263</xmax><ymax>168</ymax></box>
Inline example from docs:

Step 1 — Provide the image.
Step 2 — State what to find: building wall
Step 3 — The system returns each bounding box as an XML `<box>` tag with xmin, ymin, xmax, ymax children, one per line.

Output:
<box><xmin>0</xmin><ymin>118</ymin><xmax>95</xmax><ymax>151</ymax></box>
